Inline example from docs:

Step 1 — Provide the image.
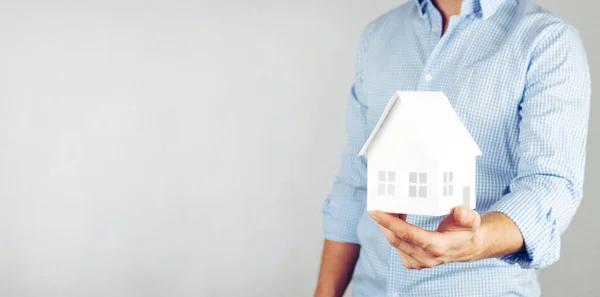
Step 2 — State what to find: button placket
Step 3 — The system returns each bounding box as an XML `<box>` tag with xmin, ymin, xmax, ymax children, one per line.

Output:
<box><xmin>416</xmin><ymin>4</ymin><xmax>444</xmax><ymax>91</ymax></box>
<box><xmin>418</xmin><ymin>13</ymin><xmax>466</xmax><ymax>91</ymax></box>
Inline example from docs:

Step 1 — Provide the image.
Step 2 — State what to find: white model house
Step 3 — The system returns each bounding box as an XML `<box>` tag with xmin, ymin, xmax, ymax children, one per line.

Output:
<box><xmin>358</xmin><ymin>91</ymin><xmax>482</xmax><ymax>216</ymax></box>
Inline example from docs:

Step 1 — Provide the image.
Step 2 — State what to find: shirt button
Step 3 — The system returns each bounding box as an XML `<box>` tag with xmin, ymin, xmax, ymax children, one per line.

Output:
<box><xmin>424</xmin><ymin>74</ymin><xmax>433</xmax><ymax>81</ymax></box>
<box><xmin>393</xmin><ymin>294</ymin><xmax>400</xmax><ymax>297</ymax></box>
<box><xmin>432</xmin><ymin>25</ymin><xmax>440</xmax><ymax>31</ymax></box>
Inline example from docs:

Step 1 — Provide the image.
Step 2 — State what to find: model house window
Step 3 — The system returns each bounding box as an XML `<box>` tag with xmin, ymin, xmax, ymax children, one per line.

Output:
<box><xmin>408</xmin><ymin>172</ymin><xmax>427</xmax><ymax>198</ymax></box>
<box><xmin>378</xmin><ymin>171</ymin><xmax>396</xmax><ymax>196</ymax></box>
<box><xmin>443</xmin><ymin>172</ymin><xmax>454</xmax><ymax>197</ymax></box>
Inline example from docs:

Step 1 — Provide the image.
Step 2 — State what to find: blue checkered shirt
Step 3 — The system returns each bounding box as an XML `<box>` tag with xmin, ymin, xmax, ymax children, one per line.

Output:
<box><xmin>322</xmin><ymin>0</ymin><xmax>591</xmax><ymax>296</ymax></box>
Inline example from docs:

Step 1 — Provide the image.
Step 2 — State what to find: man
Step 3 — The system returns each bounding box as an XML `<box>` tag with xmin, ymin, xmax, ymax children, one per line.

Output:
<box><xmin>315</xmin><ymin>0</ymin><xmax>590</xmax><ymax>296</ymax></box>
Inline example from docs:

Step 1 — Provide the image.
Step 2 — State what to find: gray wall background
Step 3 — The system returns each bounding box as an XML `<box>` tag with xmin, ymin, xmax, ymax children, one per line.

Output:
<box><xmin>0</xmin><ymin>0</ymin><xmax>597</xmax><ymax>296</ymax></box>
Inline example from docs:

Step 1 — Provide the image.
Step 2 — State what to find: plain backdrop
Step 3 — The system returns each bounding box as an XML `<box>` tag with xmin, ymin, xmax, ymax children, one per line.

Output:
<box><xmin>0</xmin><ymin>0</ymin><xmax>598</xmax><ymax>296</ymax></box>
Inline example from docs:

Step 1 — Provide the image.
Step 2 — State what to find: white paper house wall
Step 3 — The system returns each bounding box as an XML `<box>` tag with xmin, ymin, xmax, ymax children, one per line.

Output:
<box><xmin>359</xmin><ymin>91</ymin><xmax>482</xmax><ymax>216</ymax></box>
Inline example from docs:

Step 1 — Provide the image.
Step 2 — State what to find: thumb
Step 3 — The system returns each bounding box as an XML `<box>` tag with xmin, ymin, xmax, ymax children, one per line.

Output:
<box><xmin>453</xmin><ymin>206</ymin><xmax>481</xmax><ymax>229</ymax></box>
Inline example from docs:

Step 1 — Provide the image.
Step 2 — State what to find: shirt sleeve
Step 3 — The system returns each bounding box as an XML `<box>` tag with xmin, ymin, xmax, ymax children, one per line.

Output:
<box><xmin>322</xmin><ymin>25</ymin><xmax>372</xmax><ymax>244</ymax></box>
<box><xmin>488</xmin><ymin>24</ymin><xmax>591</xmax><ymax>269</ymax></box>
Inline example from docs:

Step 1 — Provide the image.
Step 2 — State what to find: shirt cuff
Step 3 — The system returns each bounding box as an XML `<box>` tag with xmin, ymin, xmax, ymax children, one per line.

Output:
<box><xmin>322</xmin><ymin>197</ymin><xmax>365</xmax><ymax>244</ymax></box>
<box><xmin>487</xmin><ymin>189</ymin><xmax>561</xmax><ymax>269</ymax></box>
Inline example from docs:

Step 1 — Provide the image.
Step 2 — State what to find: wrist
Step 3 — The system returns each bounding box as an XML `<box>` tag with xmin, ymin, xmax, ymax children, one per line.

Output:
<box><xmin>477</xmin><ymin>212</ymin><xmax>524</xmax><ymax>259</ymax></box>
<box><xmin>473</xmin><ymin>213</ymin><xmax>495</xmax><ymax>260</ymax></box>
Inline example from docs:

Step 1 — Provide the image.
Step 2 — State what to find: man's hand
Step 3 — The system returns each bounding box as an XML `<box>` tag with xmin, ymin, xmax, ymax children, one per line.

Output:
<box><xmin>369</xmin><ymin>206</ymin><xmax>524</xmax><ymax>270</ymax></box>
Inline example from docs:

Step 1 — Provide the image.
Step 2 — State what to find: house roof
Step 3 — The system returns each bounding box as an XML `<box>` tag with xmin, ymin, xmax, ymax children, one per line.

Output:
<box><xmin>358</xmin><ymin>91</ymin><xmax>482</xmax><ymax>157</ymax></box>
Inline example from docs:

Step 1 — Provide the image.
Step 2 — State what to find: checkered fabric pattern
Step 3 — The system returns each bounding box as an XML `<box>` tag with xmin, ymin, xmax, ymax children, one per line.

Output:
<box><xmin>322</xmin><ymin>0</ymin><xmax>590</xmax><ymax>296</ymax></box>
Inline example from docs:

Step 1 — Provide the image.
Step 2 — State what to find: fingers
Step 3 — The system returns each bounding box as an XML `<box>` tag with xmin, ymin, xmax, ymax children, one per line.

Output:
<box><xmin>378</xmin><ymin>224</ymin><xmax>420</xmax><ymax>268</ymax></box>
<box><xmin>378</xmin><ymin>224</ymin><xmax>418</xmax><ymax>254</ymax></box>
<box><xmin>398</xmin><ymin>249</ymin><xmax>422</xmax><ymax>269</ymax></box>
<box><xmin>378</xmin><ymin>225</ymin><xmax>441</xmax><ymax>270</ymax></box>
<box><xmin>370</xmin><ymin>211</ymin><xmax>433</xmax><ymax>250</ymax></box>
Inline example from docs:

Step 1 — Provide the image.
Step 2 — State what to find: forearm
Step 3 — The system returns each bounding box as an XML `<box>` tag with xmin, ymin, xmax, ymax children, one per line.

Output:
<box><xmin>476</xmin><ymin>212</ymin><xmax>524</xmax><ymax>260</ymax></box>
<box><xmin>314</xmin><ymin>240</ymin><xmax>360</xmax><ymax>297</ymax></box>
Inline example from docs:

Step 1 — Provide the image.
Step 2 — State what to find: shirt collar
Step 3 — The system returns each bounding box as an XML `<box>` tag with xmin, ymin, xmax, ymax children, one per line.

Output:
<box><xmin>413</xmin><ymin>0</ymin><xmax>507</xmax><ymax>20</ymax></box>
<box><xmin>413</xmin><ymin>0</ymin><xmax>428</xmax><ymax>18</ymax></box>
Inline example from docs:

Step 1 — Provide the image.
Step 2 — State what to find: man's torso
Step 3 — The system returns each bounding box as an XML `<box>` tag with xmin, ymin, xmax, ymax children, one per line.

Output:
<box><xmin>352</xmin><ymin>0</ymin><xmax>568</xmax><ymax>296</ymax></box>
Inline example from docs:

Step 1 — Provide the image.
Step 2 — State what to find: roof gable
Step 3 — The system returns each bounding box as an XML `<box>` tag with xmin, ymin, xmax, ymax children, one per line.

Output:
<box><xmin>358</xmin><ymin>91</ymin><xmax>482</xmax><ymax>157</ymax></box>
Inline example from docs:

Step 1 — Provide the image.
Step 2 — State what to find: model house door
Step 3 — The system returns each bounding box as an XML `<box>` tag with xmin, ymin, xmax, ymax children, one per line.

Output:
<box><xmin>463</xmin><ymin>186</ymin><xmax>471</xmax><ymax>208</ymax></box>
